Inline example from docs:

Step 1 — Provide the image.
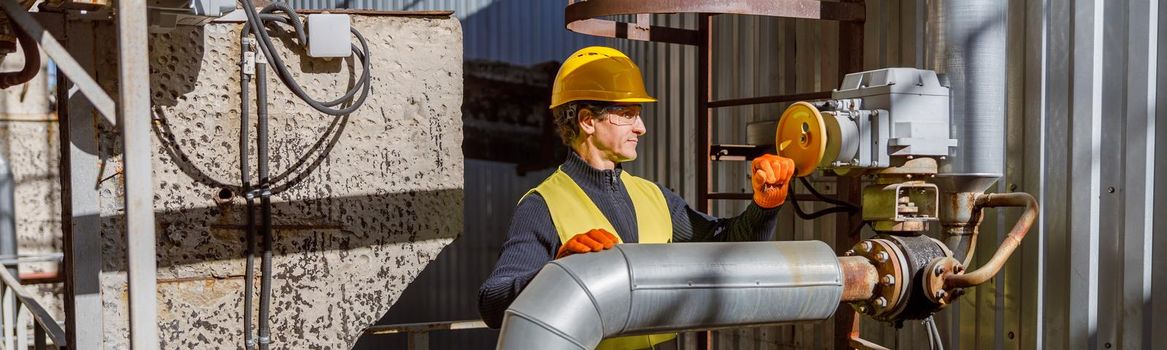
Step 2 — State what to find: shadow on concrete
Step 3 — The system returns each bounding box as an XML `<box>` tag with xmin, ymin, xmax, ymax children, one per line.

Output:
<box><xmin>98</xmin><ymin>188</ymin><xmax>464</xmax><ymax>273</ymax></box>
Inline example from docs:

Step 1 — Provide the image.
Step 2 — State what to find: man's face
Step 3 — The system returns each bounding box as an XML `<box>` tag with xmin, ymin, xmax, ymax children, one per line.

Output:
<box><xmin>582</xmin><ymin>104</ymin><xmax>646</xmax><ymax>162</ymax></box>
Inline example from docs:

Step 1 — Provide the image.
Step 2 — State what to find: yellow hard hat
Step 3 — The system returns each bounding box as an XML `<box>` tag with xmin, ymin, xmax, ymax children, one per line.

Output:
<box><xmin>549</xmin><ymin>46</ymin><xmax>656</xmax><ymax>109</ymax></box>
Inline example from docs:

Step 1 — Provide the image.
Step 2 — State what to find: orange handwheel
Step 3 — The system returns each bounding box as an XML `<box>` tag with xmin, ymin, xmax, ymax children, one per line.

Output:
<box><xmin>776</xmin><ymin>101</ymin><xmax>828</xmax><ymax>177</ymax></box>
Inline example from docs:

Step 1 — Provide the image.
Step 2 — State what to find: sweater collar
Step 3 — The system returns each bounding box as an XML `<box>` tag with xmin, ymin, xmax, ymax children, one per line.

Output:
<box><xmin>561</xmin><ymin>152</ymin><xmax>623</xmax><ymax>188</ymax></box>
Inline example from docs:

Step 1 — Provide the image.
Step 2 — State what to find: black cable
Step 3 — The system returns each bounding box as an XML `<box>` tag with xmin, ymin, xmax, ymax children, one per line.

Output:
<box><xmin>788</xmin><ymin>177</ymin><xmax>859</xmax><ymax>220</ymax></box>
<box><xmin>240</xmin><ymin>0</ymin><xmax>372</xmax><ymax>116</ymax></box>
<box><xmin>800</xmin><ymin>177</ymin><xmax>859</xmax><ymax>210</ymax></box>
<box><xmin>255</xmin><ymin>59</ymin><xmax>274</xmax><ymax>350</ymax></box>
<box><xmin>239</xmin><ymin>38</ymin><xmax>257</xmax><ymax>350</ymax></box>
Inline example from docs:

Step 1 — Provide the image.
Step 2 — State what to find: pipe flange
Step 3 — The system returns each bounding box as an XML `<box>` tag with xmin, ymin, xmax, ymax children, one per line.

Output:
<box><xmin>923</xmin><ymin>257</ymin><xmax>964</xmax><ymax>307</ymax></box>
<box><xmin>846</xmin><ymin>238</ymin><xmax>908</xmax><ymax>321</ymax></box>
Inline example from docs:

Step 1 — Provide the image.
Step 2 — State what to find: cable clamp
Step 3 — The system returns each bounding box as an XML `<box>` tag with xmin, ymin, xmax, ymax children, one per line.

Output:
<box><xmin>245</xmin><ymin>188</ymin><xmax>269</xmax><ymax>199</ymax></box>
<box><xmin>243</xmin><ymin>52</ymin><xmax>256</xmax><ymax>76</ymax></box>
<box><xmin>258</xmin><ymin>336</ymin><xmax>271</xmax><ymax>344</ymax></box>
<box><xmin>246</xmin><ymin>338</ymin><xmax>258</xmax><ymax>349</ymax></box>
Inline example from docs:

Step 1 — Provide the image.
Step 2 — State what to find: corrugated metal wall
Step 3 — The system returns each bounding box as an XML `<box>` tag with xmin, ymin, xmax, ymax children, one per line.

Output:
<box><xmin>619</xmin><ymin>0</ymin><xmax>1166</xmax><ymax>349</ymax></box>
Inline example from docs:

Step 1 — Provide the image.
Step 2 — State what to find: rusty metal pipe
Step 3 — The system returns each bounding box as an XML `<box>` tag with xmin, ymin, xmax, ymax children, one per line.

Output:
<box><xmin>0</xmin><ymin>22</ymin><xmax>40</xmax><ymax>88</ymax></box>
<box><xmin>839</xmin><ymin>256</ymin><xmax>877</xmax><ymax>302</ymax></box>
<box><xmin>946</xmin><ymin>192</ymin><xmax>1039</xmax><ymax>288</ymax></box>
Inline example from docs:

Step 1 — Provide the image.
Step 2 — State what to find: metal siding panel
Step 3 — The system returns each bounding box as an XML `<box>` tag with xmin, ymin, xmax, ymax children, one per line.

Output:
<box><xmin>1099</xmin><ymin>1</ymin><xmax>1129</xmax><ymax>349</ymax></box>
<box><xmin>1003</xmin><ymin>0</ymin><xmax>1028</xmax><ymax>348</ymax></box>
<box><xmin>1070</xmin><ymin>0</ymin><xmax>1105</xmax><ymax>348</ymax></box>
<box><xmin>1153</xmin><ymin>3</ymin><xmax>1167</xmax><ymax>343</ymax></box>
<box><xmin>1043</xmin><ymin>0</ymin><xmax>1074</xmax><ymax>347</ymax></box>
<box><xmin>1020</xmin><ymin>1</ymin><xmax>1048</xmax><ymax>348</ymax></box>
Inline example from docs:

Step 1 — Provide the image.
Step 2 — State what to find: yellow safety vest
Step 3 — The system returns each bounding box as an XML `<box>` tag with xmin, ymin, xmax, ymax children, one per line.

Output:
<box><xmin>524</xmin><ymin>168</ymin><xmax>676</xmax><ymax>350</ymax></box>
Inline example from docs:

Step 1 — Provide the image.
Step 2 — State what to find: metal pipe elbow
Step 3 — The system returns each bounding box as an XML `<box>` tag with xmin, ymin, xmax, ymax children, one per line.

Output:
<box><xmin>497</xmin><ymin>241</ymin><xmax>845</xmax><ymax>350</ymax></box>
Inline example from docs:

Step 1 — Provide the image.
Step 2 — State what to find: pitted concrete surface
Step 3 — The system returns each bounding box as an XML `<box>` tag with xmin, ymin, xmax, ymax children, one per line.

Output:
<box><xmin>85</xmin><ymin>15</ymin><xmax>463</xmax><ymax>349</ymax></box>
<box><xmin>0</xmin><ymin>44</ymin><xmax>65</xmax><ymax>319</ymax></box>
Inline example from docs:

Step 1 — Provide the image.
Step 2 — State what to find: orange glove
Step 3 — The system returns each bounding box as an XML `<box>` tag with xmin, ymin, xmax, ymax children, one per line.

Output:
<box><xmin>555</xmin><ymin>229</ymin><xmax>619</xmax><ymax>259</ymax></box>
<box><xmin>751</xmin><ymin>154</ymin><xmax>795</xmax><ymax>209</ymax></box>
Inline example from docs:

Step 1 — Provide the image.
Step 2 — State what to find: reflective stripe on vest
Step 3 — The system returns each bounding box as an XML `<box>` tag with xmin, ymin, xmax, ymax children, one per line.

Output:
<box><xmin>523</xmin><ymin>168</ymin><xmax>675</xmax><ymax>349</ymax></box>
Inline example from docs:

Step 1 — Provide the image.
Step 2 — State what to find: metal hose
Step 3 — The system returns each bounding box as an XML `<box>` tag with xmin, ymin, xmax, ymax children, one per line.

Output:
<box><xmin>238</xmin><ymin>35</ymin><xmax>257</xmax><ymax>350</ymax></box>
<box><xmin>255</xmin><ymin>58</ymin><xmax>274</xmax><ymax>350</ymax></box>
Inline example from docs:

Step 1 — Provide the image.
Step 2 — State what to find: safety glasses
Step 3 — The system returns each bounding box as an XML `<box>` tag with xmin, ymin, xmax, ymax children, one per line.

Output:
<box><xmin>598</xmin><ymin>104</ymin><xmax>643</xmax><ymax>126</ymax></box>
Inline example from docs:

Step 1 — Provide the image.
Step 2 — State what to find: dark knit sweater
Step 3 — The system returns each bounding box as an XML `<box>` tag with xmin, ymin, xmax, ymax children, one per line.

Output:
<box><xmin>477</xmin><ymin>153</ymin><xmax>780</xmax><ymax>328</ymax></box>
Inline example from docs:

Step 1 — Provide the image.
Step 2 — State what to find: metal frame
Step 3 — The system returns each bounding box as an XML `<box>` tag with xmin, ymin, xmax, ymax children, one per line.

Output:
<box><xmin>364</xmin><ymin>320</ymin><xmax>488</xmax><ymax>350</ymax></box>
<box><xmin>0</xmin><ymin>262</ymin><xmax>68</xmax><ymax>349</ymax></box>
<box><xmin>0</xmin><ymin>2</ymin><xmax>159</xmax><ymax>349</ymax></box>
<box><xmin>563</xmin><ymin>1</ymin><xmax>866</xmax><ymax>348</ymax></box>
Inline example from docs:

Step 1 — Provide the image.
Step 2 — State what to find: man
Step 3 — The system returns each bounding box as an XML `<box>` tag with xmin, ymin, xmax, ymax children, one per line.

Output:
<box><xmin>478</xmin><ymin>46</ymin><xmax>795</xmax><ymax>349</ymax></box>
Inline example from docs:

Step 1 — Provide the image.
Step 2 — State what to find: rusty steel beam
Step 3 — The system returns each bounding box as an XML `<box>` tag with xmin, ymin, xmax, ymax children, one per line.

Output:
<box><xmin>708</xmin><ymin>90</ymin><xmax>834</xmax><ymax>108</ymax></box>
<box><xmin>565</xmin><ymin>0</ymin><xmax>864</xmax><ymax>44</ymax></box>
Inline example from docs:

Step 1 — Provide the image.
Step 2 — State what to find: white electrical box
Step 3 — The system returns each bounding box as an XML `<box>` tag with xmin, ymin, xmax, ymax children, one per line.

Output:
<box><xmin>307</xmin><ymin>14</ymin><xmax>352</xmax><ymax>58</ymax></box>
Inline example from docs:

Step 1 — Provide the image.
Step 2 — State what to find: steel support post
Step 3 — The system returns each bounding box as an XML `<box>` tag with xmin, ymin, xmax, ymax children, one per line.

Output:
<box><xmin>694</xmin><ymin>14</ymin><xmax>714</xmax><ymax>349</ymax></box>
<box><xmin>116</xmin><ymin>0</ymin><xmax>159</xmax><ymax>348</ymax></box>
<box><xmin>55</xmin><ymin>15</ymin><xmax>105</xmax><ymax>350</ymax></box>
<box><xmin>696</xmin><ymin>14</ymin><xmax>713</xmax><ymax>214</ymax></box>
<box><xmin>834</xmin><ymin>1</ymin><xmax>865</xmax><ymax>348</ymax></box>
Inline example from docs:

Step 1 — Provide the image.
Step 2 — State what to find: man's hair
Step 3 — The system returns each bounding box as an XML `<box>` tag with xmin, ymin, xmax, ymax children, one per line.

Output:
<box><xmin>550</xmin><ymin>101</ymin><xmax>609</xmax><ymax>146</ymax></box>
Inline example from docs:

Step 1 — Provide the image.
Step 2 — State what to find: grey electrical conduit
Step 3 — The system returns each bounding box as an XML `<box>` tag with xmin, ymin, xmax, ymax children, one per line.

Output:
<box><xmin>496</xmin><ymin>241</ymin><xmax>846</xmax><ymax>350</ymax></box>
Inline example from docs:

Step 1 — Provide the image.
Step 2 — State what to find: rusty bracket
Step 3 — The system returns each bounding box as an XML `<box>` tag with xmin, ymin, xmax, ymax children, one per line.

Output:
<box><xmin>564</xmin><ymin>0</ymin><xmax>865</xmax><ymax>45</ymax></box>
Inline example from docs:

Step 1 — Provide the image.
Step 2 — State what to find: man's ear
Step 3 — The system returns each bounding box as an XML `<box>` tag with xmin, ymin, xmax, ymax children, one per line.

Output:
<box><xmin>578</xmin><ymin>107</ymin><xmax>597</xmax><ymax>136</ymax></box>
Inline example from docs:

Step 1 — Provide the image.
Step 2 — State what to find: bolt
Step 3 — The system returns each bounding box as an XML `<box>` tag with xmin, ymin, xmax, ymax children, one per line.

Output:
<box><xmin>860</xmin><ymin>241</ymin><xmax>873</xmax><ymax>252</ymax></box>
<box><xmin>844</xmin><ymin>250</ymin><xmax>855</xmax><ymax>256</ymax></box>
<box><xmin>936</xmin><ymin>290</ymin><xmax>947</xmax><ymax>299</ymax></box>
<box><xmin>906</xmin><ymin>174</ymin><xmax>914</xmax><ymax>179</ymax></box>
<box><xmin>907</xmin><ymin>155</ymin><xmax>914</xmax><ymax>160</ymax></box>
<box><xmin>876</xmin><ymin>252</ymin><xmax>889</xmax><ymax>263</ymax></box>
<box><xmin>954</xmin><ymin>265</ymin><xmax>964</xmax><ymax>273</ymax></box>
<box><xmin>898</xmin><ymin>196</ymin><xmax>911</xmax><ymax>204</ymax></box>
<box><xmin>881</xmin><ymin>275</ymin><xmax>896</xmax><ymax>285</ymax></box>
<box><xmin>934</xmin><ymin>265</ymin><xmax>944</xmax><ymax>276</ymax></box>
<box><xmin>874</xmin><ymin>297</ymin><xmax>887</xmax><ymax>308</ymax></box>
<box><xmin>856</xmin><ymin>305</ymin><xmax>868</xmax><ymax>314</ymax></box>
<box><xmin>940</xmin><ymin>156</ymin><xmax>947</xmax><ymax>160</ymax></box>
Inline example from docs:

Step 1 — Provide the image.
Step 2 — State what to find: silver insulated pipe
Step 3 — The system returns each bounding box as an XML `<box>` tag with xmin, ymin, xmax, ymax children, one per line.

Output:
<box><xmin>923</xmin><ymin>0</ymin><xmax>1008</xmax><ymax>262</ymax></box>
<box><xmin>923</xmin><ymin>0</ymin><xmax>1008</xmax><ymax>177</ymax></box>
<box><xmin>496</xmin><ymin>241</ymin><xmax>844</xmax><ymax>350</ymax></box>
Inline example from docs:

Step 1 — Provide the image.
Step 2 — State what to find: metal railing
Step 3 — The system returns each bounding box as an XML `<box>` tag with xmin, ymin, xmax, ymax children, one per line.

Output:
<box><xmin>363</xmin><ymin>320</ymin><xmax>487</xmax><ymax>350</ymax></box>
<box><xmin>0</xmin><ymin>267</ymin><xmax>67</xmax><ymax>349</ymax></box>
